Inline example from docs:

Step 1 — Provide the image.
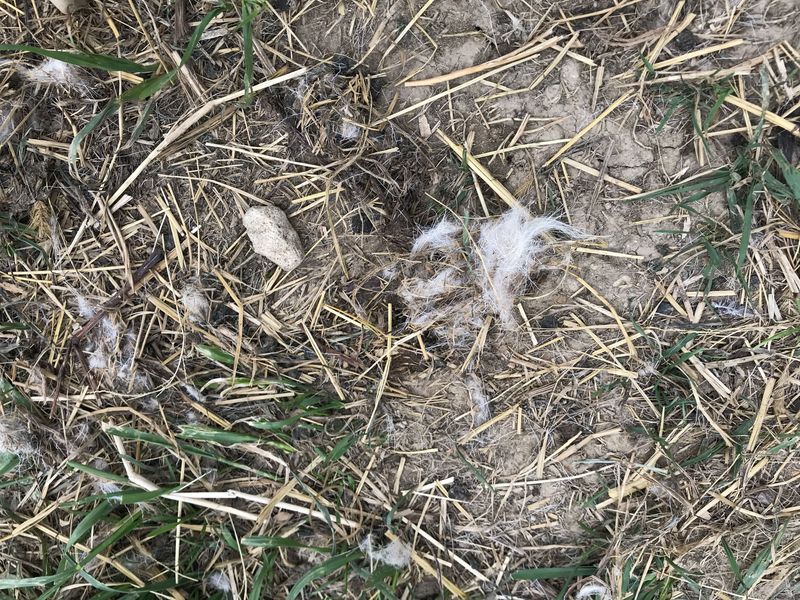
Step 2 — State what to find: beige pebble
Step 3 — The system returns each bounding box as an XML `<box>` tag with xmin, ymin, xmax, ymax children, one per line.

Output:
<box><xmin>243</xmin><ymin>205</ymin><xmax>304</xmax><ymax>272</ymax></box>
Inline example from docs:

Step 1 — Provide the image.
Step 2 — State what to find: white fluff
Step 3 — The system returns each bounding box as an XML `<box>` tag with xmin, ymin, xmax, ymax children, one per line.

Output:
<box><xmin>465</xmin><ymin>374</ymin><xmax>490</xmax><ymax>426</ymax></box>
<box><xmin>180</xmin><ymin>284</ymin><xmax>209</xmax><ymax>323</ymax></box>
<box><xmin>21</xmin><ymin>58</ymin><xmax>83</xmax><ymax>87</ymax></box>
<box><xmin>339</xmin><ymin>120</ymin><xmax>362</xmax><ymax>141</ymax></box>
<box><xmin>477</xmin><ymin>209</ymin><xmax>579</xmax><ymax>325</ymax></box>
<box><xmin>90</xmin><ymin>460</ymin><xmax>122</xmax><ymax>498</ymax></box>
<box><xmin>207</xmin><ymin>571</ymin><xmax>231</xmax><ymax>593</ymax></box>
<box><xmin>400</xmin><ymin>208</ymin><xmax>579</xmax><ymax>343</ymax></box>
<box><xmin>711</xmin><ymin>298</ymin><xmax>759</xmax><ymax>319</ymax></box>
<box><xmin>401</xmin><ymin>268</ymin><xmax>460</xmax><ymax>301</ymax></box>
<box><xmin>360</xmin><ymin>536</ymin><xmax>411</xmax><ymax>568</ymax></box>
<box><xmin>87</xmin><ymin>352</ymin><xmax>109</xmax><ymax>370</ymax></box>
<box><xmin>75</xmin><ymin>294</ymin><xmax>123</xmax><ymax>374</ymax></box>
<box><xmin>76</xmin><ymin>294</ymin><xmax>96</xmax><ymax>320</ymax></box>
<box><xmin>0</xmin><ymin>106</ymin><xmax>15</xmax><ymax>145</ymax></box>
<box><xmin>95</xmin><ymin>480</ymin><xmax>122</xmax><ymax>496</ymax></box>
<box><xmin>411</xmin><ymin>218</ymin><xmax>461</xmax><ymax>255</ymax></box>
<box><xmin>184</xmin><ymin>384</ymin><xmax>206</xmax><ymax>403</ymax></box>
<box><xmin>576</xmin><ymin>583</ymin><xmax>611</xmax><ymax>599</ymax></box>
<box><xmin>0</xmin><ymin>416</ymin><xmax>36</xmax><ymax>459</ymax></box>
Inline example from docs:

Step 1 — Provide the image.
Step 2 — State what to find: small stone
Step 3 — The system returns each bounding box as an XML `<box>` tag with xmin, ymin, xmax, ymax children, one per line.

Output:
<box><xmin>47</xmin><ymin>0</ymin><xmax>85</xmax><ymax>14</ymax></box>
<box><xmin>243</xmin><ymin>204</ymin><xmax>304</xmax><ymax>272</ymax></box>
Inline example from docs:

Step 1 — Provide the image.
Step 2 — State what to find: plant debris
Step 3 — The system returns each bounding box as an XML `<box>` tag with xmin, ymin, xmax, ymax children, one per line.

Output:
<box><xmin>1</xmin><ymin>0</ymin><xmax>799</xmax><ymax>598</ymax></box>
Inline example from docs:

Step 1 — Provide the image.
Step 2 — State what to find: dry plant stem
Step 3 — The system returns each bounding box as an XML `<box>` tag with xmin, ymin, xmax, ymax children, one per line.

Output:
<box><xmin>405</xmin><ymin>33</ymin><xmax>564</xmax><ymax>87</ymax></box>
<box><xmin>106</xmin><ymin>67</ymin><xmax>308</xmax><ymax>212</ymax></box>
<box><xmin>374</xmin><ymin>35</ymin><xmax>564</xmax><ymax>125</ymax></box>
<box><xmin>103</xmin><ymin>423</ymin><xmax>359</xmax><ymax>529</ymax></box>
<box><xmin>723</xmin><ymin>95</ymin><xmax>800</xmax><ymax>137</ymax></box>
<box><xmin>6</xmin><ymin>1</ymin><xmax>800</xmax><ymax>597</ymax></box>
<box><xmin>435</xmin><ymin>130</ymin><xmax>523</xmax><ymax>211</ymax></box>
<box><xmin>544</xmin><ymin>91</ymin><xmax>634</xmax><ymax>166</ymax></box>
<box><xmin>51</xmin><ymin>245</ymin><xmax>165</xmax><ymax>417</ymax></box>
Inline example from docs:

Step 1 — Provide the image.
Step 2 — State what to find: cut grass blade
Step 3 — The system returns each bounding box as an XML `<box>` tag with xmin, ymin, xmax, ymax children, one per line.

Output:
<box><xmin>195</xmin><ymin>343</ymin><xmax>236</xmax><ymax>366</ymax></box>
<box><xmin>0</xmin><ymin>44</ymin><xmax>155</xmax><ymax>73</ymax></box>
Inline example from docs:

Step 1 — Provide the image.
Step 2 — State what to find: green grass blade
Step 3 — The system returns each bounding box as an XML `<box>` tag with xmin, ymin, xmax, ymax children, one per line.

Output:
<box><xmin>0</xmin><ymin>44</ymin><xmax>155</xmax><ymax>73</ymax></box>
<box><xmin>124</xmin><ymin>97</ymin><xmax>156</xmax><ymax>148</ymax></box>
<box><xmin>248</xmin><ymin>415</ymin><xmax>303</xmax><ymax>431</ymax></box>
<box><xmin>639</xmin><ymin>52</ymin><xmax>656</xmax><ymax>77</ymax></box>
<box><xmin>241</xmin><ymin>0</ymin><xmax>256</xmax><ymax>99</ymax></box>
<box><xmin>754</xmin><ymin>326</ymin><xmax>800</xmax><ymax>348</ymax></box>
<box><xmin>351</xmin><ymin>564</ymin><xmax>401</xmax><ymax>599</ymax></box>
<box><xmin>626</xmin><ymin>170</ymin><xmax>732</xmax><ymax>202</ymax></box>
<box><xmin>67</xmin><ymin>460</ymin><xmax>129</xmax><ymax>484</ymax></box>
<box><xmin>721</xmin><ymin>537</ymin><xmax>742</xmax><ymax>585</ymax></box>
<box><xmin>114</xmin><ymin>487</ymin><xmax>179</xmax><ymax>505</ymax></box>
<box><xmin>75</xmin><ymin>568</ymin><xmax>123</xmax><ymax>593</ymax></box>
<box><xmin>655</xmin><ymin>95</ymin><xmax>685</xmax><ymax>133</ymax></box>
<box><xmin>77</xmin><ymin>511</ymin><xmax>143</xmax><ymax>570</ymax></box>
<box><xmin>179</xmin><ymin>5</ymin><xmax>224</xmax><ymax>67</ymax></box>
<box><xmin>62</xmin><ymin>501</ymin><xmax>114</xmax><ymax>558</ymax></box>
<box><xmin>0</xmin><ymin>575</ymin><xmax>64</xmax><ymax>590</ymax></box>
<box><xmin>249</xmin><ymin>552</ymin><xmax>276</xmax><ymax>599</ymax></box>
<box><xmin>768</xmin><ymin>431</ymin><xmax>800</xmax><ymax>454</ymax></box>
<box><xmin>737</xmin><ymin>523</ymin><xmax>788</xmax><ymax>593</ymax></box>
<box><xmin>68</xmin><ymin>101</ymin><xmax>119</xmax><ymax>169</ymax></box>
<box><xmin>701</xmin><ymin>85</ymin><xmax>733</xmax><ymax>131</ymax></box>
<box><xmin>324</xmin><ymin>433</ymin><xmax>358</xmax><ymax>464</ymax></box>
<box><xmin>195</xmin><ymin>344</ymin><xmax>236</xmax><ymax>366</ymax></box>
<box><xmin>0</xmin><ymin>452</ymin><xmax>19</xmax><ymax>475</ymax></box>
<box><xmin>735</xmin><ymin>182</ymin><xmax>759</xmax><ymax>280</ymax></box>
<box><xmin>178</xmin><ymin>425</ymin><xmax>260</xmax><ymax>445</ymax></box>
<box><xmin>105</xmin><ymin>426</ymin><xmax>172</xmax><ymax>446</ymax></box>
<box><xmin>287</xmin><ymin>551</ymin><xmax>363</xmax><ymax>600</ymax></box>
<box><xmin>67</xmin><ymin>6</ymin><xmax>223</xmax><ymax>169</ymax></box>
<box><xmin>0</xmin><ymin>323</ymin><xmax>30</xmax><ymax>331</ymax></box>
<box><xmin>454</xmin><ymin>445</ymin><xmax>492</xmax><ymax>492</ymax></box>
<box><xmin>772</xmin><ymin>148</ymin><xmax>800</xmax><ymax>202</ymax></box>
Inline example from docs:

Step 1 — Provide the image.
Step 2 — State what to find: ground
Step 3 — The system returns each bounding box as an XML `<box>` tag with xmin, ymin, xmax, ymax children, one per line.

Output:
<box><xmin>1</xmin><ymin>0</ymin><xmax>800</xmax><ymax>598</ymax></box>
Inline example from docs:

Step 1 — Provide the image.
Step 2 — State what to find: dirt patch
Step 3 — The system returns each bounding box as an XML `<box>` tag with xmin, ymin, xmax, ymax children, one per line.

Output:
<box><xmin>2</xmin><ymin>0</ymin><xmax>799</xmax><ymax>598</ymax></box>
